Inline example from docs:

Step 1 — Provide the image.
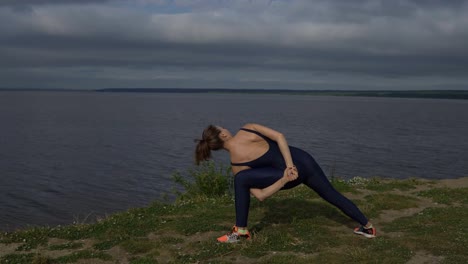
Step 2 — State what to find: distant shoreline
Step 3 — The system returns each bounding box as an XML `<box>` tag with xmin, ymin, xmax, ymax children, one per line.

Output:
<box><xmin>1</xmin><ymin>88</ymin><xmax>468</xmax><ymax>100</ymax></box>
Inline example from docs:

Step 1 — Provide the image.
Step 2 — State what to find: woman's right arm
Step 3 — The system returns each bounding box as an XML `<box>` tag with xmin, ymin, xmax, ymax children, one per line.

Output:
<box><xmin>249</xmin><ymin>167</ymin><xmax>298</xmax><ymax>201</ymax></box>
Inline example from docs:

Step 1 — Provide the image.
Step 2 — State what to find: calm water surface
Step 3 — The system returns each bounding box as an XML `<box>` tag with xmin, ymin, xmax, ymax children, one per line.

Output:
<box><xmin>1</xmin><ymin>91</ymin><xmax>467</xmax><ymax>231</ymax></box>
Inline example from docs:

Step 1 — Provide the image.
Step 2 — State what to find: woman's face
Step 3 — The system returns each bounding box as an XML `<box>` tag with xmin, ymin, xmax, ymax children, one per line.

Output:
<box><xmin>216</xmin><ymin>126</ymin><xmax>232</xmax><ymax>139</ymax></box>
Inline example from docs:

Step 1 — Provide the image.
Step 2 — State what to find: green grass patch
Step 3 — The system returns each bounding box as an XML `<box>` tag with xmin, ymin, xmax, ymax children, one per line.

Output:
<box><xmin>417</xmin><ymin>187</ymin><xmax>468</xmax><ymax>205</ymax></box>
<box><xmin>258</xmin><ymin>254</ymin><xmax>316</xmax><ymax>264</ymax></box>
<box><xmin>241</xmin><ymin>227</ymin><xmax>297</xmax><ymax>258</ymax></box>
<box><xmin>0</xmin><ymin>201</ymin><xmax>179</xmax><ymax>260</ymax></box>
<box><xmin>385</xmin><ymin>207</ymin><xmax>468</xmax><ymax>260</ymax></box>
<box><xmin>120</xmin><ymin>238</ymin><xmax>159</xmax><ymax>254</ymax></box>
<box><xmin>330</xmin><ymin>177</ymin><xmax>362</xmax><ymax>194</ymax></box>
<box><xmin>363</xmin><ymin>178</ymin><xmax>422</xmax><ymax>192</ymax></box>
<box><xmin>174</xmin><ymin>240</ymin><xmax>236</xmax><ymax>263</ymax></box>
<box><xmin>1</xmin><ymin>227</ymin><xmax>50</xmax><ymax>251</ymax></box>
<box><xmin>90</xmin><ymin>207</ymin><xmax>163</xmax><ymax>240</ymax></box>
<box><xmin>165</xmin><ymin>214</ymin><xmax>231</xmax><ymax>236</ymax></box>
<box><xmin>130</xmin><ymin>256</ymin><xmax>159</xmax><ymax>264</ymax></box>
<box><xmin>274</xmin><ymin>184</ymin><xmax>321</xmax><ymax>200</ymax></box>
<box><xmin>0</xmin><ymin>253</ymin><xmax>36</xmax><ymax>264</ymax></box>
<box><xmin>252</xmin><ymin>198</ymin><xmax>352</xmax><ymax>227</ymax></box>
<box><xmin>53</xmin><ymin>249</ymin><xmax>113</xmax><ymax>263</ymax></box>
<box><xmin>159</xmin><ymin>236</ymin><xmax>184</xmax><ymax>244</ymax></box>
<box><xmin>325</xmin><ymin>176</ymin><xmax>423</xmax><ymax>194</ymax></box>
<box><xmin>358</xmin><ymin>193</ymin><xmax>420</xmax><ymax>218</ymax></box>
<box><xmin>314</xmin><ymin>237</ymin><xmax>413</xmax><ymax>263</ymax></box>
<box><xmin>289</xmin><ymin>220</ymin><xmax>341</xmax><ymax>252</ymax></box>
<box><xmin>92</xmin><ymin>239</ymin><xmax>121</xmax><ymax>250</ymax></box>
<box><xmin>161</xmin><ymin>198</ymin><xmax>235</xmax><ymax>235</ymax></box>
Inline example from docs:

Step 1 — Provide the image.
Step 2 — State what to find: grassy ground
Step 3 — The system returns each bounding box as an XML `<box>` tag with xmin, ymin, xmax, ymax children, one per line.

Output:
<box><xmin>1</xmin><ymin>176</ymin><xmax>467</xmax><ymax>264</ymax></box>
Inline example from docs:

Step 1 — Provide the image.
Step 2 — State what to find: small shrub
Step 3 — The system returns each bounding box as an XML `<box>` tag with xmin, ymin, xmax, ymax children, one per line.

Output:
<box><xmin>173</xmin><ymin>161</ymin><xmax>233</xmax><ymax>200</ymax></box>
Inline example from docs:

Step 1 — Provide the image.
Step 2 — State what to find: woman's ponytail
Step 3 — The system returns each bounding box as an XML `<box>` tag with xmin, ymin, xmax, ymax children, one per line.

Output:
<box><xmin>194</xmin><ymin>125</ymin><xmax>224</xmax><ymax>165</ymax></box>
<box><xmin>195</xmin><ymin>139</ymin><xmax>211</xmax><ymax>165</ymax></box>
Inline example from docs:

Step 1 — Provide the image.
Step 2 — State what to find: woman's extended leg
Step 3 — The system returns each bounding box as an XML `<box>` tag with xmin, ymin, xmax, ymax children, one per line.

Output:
<box><xmin>291</xmin><ymin>147</ymin><xmax>370</xmax><ymax>226</ymax></box>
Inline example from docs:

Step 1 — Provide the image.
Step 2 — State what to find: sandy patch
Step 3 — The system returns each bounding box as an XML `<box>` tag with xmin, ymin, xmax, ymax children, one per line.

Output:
<box><xmin>0</xmin><ymin>242</ymin><xmax>22</xmax><ymax>257</ymax></box>
<box><xmin>438</xmin><ymin>177</ymin><xmax>468</xmax><ymax>188</ymax></box>
<box><xmin>406</xmin><ymin>250</ymin><xmax>445</xmax><ymax>264</ymax></box>
<box><xmin>75</xmin><ymin>259</ymin><xmax>114</xmax><ymax>264</ymax></box>
<box><xmin>104</xmin><ymin>246</ymin><xmax>130</xmax><ymax>264</ymax></box>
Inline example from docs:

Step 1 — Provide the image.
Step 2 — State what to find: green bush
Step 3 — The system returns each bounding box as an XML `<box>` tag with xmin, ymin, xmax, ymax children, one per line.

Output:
<box><xmin>172</xmin><ymin>161</ymin><xmax>233</xmax><ymax>200</ymax></box>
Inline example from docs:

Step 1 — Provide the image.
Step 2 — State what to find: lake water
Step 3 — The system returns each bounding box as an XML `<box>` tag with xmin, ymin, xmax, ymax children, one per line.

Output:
<box><xmin>1</xmin><ymin>91</ymin><xmax>467</xmax><ymax>231</ymax></box>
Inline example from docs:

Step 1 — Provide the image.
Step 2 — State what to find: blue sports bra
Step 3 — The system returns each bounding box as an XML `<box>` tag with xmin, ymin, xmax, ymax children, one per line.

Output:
<box><xmin>230</xmin><ymin>128</ymin><xmax>284</xmax><ymax>168</ymax></box>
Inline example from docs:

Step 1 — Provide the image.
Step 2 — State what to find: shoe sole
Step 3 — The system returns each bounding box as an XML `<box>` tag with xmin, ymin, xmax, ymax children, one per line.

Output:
<box><xmin>217</xmin><ymin>239</ymin><xmax>240</xmax><ymax>243</ymax></box>
<box><xmin>217</xmin><ymin>235</ymin><xmax>251</xmax><ymax>243</ymax></box>
<box><xmin>217</xmin><ymin>237</ymin><xmax>251</xmax><ymax>243</ymax></box>
<box><xmin>353</xmin><ymin>230</ymin><xmax>376</xmax><ymax>238</ymax></box>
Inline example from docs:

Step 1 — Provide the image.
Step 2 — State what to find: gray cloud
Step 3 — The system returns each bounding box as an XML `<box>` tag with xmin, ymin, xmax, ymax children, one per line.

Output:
<box><xmin>0</xmin><ymin>0</ymin><xmax>110</xmax><ymax>5</ymax></box>
<box><xmin>1</xmin><ymin>0</ymin><xmax>467</xmax><ymax>89</ymax></box>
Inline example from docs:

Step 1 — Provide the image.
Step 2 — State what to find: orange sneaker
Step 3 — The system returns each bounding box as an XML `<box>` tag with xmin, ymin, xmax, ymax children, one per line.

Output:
<box><xmin>353</xmin><ymin>225</ymin><xmax>376</xmax><ymax>238</ymax></box>
<box><xmin>217</xmin><ymin>226</ymin><xmax>251</xmax><ymax>243</ymax></box>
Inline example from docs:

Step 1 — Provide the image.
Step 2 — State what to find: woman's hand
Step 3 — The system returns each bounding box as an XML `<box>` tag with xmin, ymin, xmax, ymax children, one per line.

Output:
<box><xmin>283</xmin><ymin>165</ymin><xmax>298</xmax><ymax>182</ymax></box>
<box><xmin>251</xmin><ymin>166</ymin><xmax>299</xmax><ymax>202</ymax></box>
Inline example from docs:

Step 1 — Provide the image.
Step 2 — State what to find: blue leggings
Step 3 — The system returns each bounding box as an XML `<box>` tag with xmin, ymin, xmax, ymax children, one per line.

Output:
<box><xmin>234</xmin><ymin>148</ymin><xmax>368</xmax><ymax>227</ymax></box>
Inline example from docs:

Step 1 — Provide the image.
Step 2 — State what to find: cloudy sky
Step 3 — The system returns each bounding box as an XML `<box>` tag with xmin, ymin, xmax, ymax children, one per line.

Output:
<box><xmin>1</xmin><ymin>0</ymin><xmax>467</xmax><ymax>90</ymax></box>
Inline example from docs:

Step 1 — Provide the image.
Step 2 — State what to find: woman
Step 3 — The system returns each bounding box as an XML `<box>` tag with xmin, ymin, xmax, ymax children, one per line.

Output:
<box><xmin>195</xmin><ymin>123</ymin><xmax>376</xmax><ymax>243</ymax></box>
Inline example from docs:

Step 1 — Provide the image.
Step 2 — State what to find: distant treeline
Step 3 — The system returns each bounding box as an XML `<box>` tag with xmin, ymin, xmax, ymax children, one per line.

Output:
<box><xmin>96</xmin><ymin>88</ymin><xmax>468</xmax><ymax>100</ymax></box>
<box><xmin>1</xmin><ymin>88</ymin><xmax>467</xmax><ymax>100</ymax></box>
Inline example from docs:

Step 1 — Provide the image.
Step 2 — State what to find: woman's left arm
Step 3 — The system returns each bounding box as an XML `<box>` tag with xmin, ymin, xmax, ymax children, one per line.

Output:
<box><xmin>243</xmin><ymin>123</ymin><xmax>295</xmax><ymax>167</ymax></box>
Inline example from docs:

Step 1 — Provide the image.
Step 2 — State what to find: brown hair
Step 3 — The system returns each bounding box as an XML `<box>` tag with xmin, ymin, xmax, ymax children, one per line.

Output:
<box><xmin>194</xmin><ymin>125</ymin><xmax>224</xmax><ymax>165</ymax></box>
